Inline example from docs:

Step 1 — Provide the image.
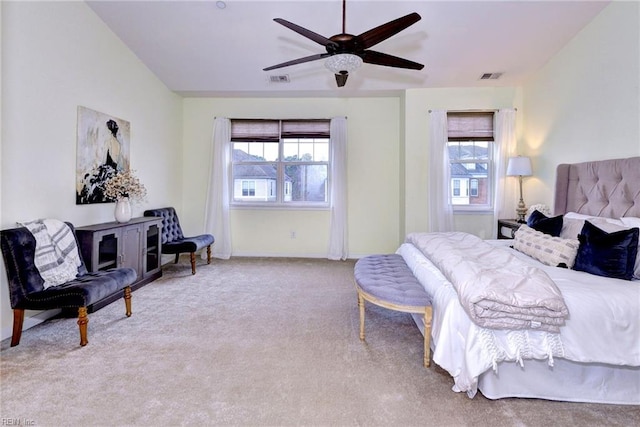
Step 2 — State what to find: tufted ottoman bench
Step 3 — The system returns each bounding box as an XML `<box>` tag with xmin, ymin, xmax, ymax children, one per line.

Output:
<box><xmin>354</xmin><ymin>254</ymin><xmax>433</xmax><ymax>367</ymax></box>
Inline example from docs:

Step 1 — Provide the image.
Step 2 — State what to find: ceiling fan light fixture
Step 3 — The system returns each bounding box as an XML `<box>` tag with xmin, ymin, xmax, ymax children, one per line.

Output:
<box><xmin>324</xmin><ymin>53</ymin><xmax>362</xmax><ymax>74</ymax></box>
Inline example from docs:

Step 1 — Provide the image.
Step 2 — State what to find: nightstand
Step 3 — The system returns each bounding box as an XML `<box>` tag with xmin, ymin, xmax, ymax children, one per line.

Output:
<box><xmin>497</xmin><ymin>219</ymin><xmax>522</xmax><ymax>239</ymax></box>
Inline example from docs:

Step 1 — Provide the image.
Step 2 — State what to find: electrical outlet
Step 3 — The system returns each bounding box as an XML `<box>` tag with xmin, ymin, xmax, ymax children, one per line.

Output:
<box><xmin>290</xmin><ymin>231</ymin><xmax>296</xmax><ymax>239</ymax></box>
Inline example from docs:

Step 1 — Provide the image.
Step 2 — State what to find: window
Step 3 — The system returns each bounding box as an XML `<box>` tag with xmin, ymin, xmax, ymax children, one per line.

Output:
<box><xmin>231</xmin><ymin>119</ymin><xmax>330</xmax><ymax>207</ymax></box>
<box><xmin>452</xmin><ymin>179</ymin><xmax>461</xmax><ymax>197</ymax></box>
<box><xmin>470</xmin><ymin>179</ymin><xmax>479</xmax><ymax>197</ymax></box>
<box><xmin>241</xmin><ymin>181</ymin><xmax>256</xmax><ymax>197</ymax></box>
<box><xmin>447</xmin><ymin>112</ymin><xmax>494</xmax><ymax>210</ymax></box>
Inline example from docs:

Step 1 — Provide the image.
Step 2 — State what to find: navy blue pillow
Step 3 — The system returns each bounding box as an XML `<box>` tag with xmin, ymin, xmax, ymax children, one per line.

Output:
<box><xmin>527</xmin><ymin>210</ymin><xmax>563</xmax><ymax>237</ymax></box>
<box><xmin>573</xmin><ymin>221</ymin><xmax>639</xmax><ymax>280</ymax></box>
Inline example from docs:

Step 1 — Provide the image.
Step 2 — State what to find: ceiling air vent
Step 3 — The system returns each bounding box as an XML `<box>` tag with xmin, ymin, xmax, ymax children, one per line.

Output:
<box><xmin>479</xmin><ymin>72</ymin><xmax>503</xmax><ymax>80</ymax></box>
<box><xmin>269</xmin><ymin>75</ymin><xmax>290</xmax><ymax>83</ymax></box>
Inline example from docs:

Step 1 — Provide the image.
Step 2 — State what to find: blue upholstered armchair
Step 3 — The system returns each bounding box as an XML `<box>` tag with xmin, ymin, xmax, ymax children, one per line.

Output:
<box><xmin>0</xmin><ymin>223</ymin><xmax>137</xmax><ymax>347</ymax></box>
<box><xmin>143</xmin><ymin>207</ymin><xmax>215</xmax><ymax>275</ymax></box>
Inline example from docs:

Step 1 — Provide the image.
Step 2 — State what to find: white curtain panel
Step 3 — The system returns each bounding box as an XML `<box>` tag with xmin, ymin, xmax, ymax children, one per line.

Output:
<box><xmin>428</xmin><ymin>110</ymin><xmax>454</xmax><ymax>232</ymax></box>
<box><xmin>327</xmin><ymin>117</ymin><xmax>348</xmax><ymax>260</ymax></box>
<box><xmin>492</xmin><ymin>109</ymin><xmax>517</xmax><ymax>238</ymax></box>
<box><xmin>203</xmin><ymin>117</ymin><xmax>232</xmax><ymax>259</ymax></box>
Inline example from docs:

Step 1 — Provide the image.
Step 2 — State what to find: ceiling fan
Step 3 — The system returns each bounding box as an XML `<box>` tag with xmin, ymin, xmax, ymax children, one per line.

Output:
<box><xmin>263</xmin><ymin>0</ymin><xmax>424</xmax><ymax>87</ymax></box>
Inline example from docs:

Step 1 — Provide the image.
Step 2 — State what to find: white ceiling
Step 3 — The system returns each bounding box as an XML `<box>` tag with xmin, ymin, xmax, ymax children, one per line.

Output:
<box><xmin>87</xmin><ymin>0</ymin><xmax>611</xmax><ymax>97</ymax></box>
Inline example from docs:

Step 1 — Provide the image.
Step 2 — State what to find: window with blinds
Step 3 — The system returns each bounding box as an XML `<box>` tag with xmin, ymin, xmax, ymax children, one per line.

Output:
<box><xmin>446</xmin><ymin>112</ymin><xmax>494</xmax><ymax>210</ymax></box>
<box><xmin>231</xmin><ymin>119</ymin><xmax>331</xmax><ymax>206</ymax></box>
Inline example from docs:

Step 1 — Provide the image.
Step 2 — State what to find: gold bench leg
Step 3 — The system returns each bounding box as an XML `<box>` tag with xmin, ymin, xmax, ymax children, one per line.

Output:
<box><xmin>358</xmin><ymin>292</ymin><xmax>365</xmax><ymax>341</ymax></box>
<box><xmin>423</xmin><ymin>306</ymin><xmax>433</xmax><ymax>368</ymax></box>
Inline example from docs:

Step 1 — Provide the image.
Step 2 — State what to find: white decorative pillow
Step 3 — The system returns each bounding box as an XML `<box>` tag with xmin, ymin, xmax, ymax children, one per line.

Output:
<box><xmin>513</xmin><ymin>224</ymin><xmax>580</xmax><ymax>268</ymax></box>
<box><xmin>621</xmin><ymin>217</ymin><xmax>640</xmax><ymax>229</ymax></box>
<box><xmin>564</xmin><ymin>212</ymin><xmax>625</xmax><ymax>226</ymax></box>
<box><xmin>560</xmin><ymin>217</ymin><xmax>586</xmax><ymax>240</ymax></box>
<box><xmin>560</xmin><ymin>214</ymin><xmax>626</xmax><ymax>240</ymax></box>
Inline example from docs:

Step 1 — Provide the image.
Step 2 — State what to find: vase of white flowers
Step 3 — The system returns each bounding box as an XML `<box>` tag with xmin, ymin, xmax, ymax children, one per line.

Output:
<box><xmin>104</xmin><ymin>170</ymin><xmax>147</xmax><ymax>223</ymax></box>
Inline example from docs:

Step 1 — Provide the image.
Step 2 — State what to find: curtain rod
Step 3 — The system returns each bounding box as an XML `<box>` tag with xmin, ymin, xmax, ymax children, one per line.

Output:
<box><xmin>428</xmin><ymin>108</ymin><xmax>516</xmax><ymax>113</ymax></box>
<box><xmin>216</xmin><ymin>117</ymin><xmax>347</xmax><ymax>120</ymax></box>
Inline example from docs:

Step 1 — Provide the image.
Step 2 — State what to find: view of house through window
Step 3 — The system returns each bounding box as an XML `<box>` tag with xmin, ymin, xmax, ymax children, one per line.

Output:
<box><xmin>231</xmin><ymin>119</ymin><xmax>330</xmax><ymax>206</ymax></box>
<box><xmin>447</xmin><ymin>112</ymin><xmax>494</xmax><ymax>210</ymax></box>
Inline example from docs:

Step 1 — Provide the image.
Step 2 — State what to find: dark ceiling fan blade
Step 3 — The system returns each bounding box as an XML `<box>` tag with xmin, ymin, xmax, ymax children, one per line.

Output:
<box><xmin>360</xmin><ymin>50</ymin><xmax>424</xmax><ymax>70</ymax></box>
<box><xmin>265</xmin><ymin>2</ymin><xmax>424</xmax><ymax>84</ymax></box>
<box><xmin>357</xmin><ymin>13</ymin><xmax>421</xmax><ymax>50</ymax></box>
<box><xmin>263</xmin><ymin>53</ymin><xmax>332</xmax><ymax>71</ymax></box>
<box><xmin>335</xmin><ymin>71</ymin><xmax>349</xmax><ymax>87</ymax></box>
<box><xmin>273</xmin><ymin>18</ymin><xmax>337</xmax><ymax>47</ymax></box>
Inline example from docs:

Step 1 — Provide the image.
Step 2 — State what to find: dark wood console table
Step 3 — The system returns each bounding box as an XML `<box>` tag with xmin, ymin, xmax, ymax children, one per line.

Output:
<box><xmin>75</xmin><ymin>217</ymin><xmax>162</xmax><ymax>312</ymax></box>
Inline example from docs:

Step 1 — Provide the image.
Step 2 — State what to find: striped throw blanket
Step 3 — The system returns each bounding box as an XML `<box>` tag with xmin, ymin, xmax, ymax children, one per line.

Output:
<box><xmin>19</xmin><ymin>219</ymin><xmax>82</xmax><ymax>289</ymax></box>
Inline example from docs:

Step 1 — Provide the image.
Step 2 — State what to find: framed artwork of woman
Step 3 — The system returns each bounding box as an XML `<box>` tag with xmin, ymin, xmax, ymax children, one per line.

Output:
<box><xmin>76</xmin><ymin>106</ymin><xmax>131</xmax><ymax>204</ymax></box>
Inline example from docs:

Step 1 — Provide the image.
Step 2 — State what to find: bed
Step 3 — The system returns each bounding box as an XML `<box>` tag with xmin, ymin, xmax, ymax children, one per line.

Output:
<box><xmin>398</xmin><ymin>156</ymin><xmax>640</xmax><ymax>405</ymax></box>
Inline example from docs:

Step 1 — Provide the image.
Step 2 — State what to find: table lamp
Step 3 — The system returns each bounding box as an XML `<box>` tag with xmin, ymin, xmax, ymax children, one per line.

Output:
<box><xmin>506</xmin><ymin>156</ymin><xmax>533</xmax><ymax>223</ymax></box>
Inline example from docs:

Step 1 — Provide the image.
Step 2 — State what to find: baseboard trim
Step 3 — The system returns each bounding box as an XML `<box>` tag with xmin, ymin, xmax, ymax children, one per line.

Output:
<box><xmin>215</xmin><ymin>252</ymin><xmax>369</xmax><ymax>260</ymax></box>
<box><xmin>1</xmin><ymin>309</ymin><xmax>61</xmax><ymax>342</ymax></box>
<box><xmin>228</xmin><ymin>252</ymin><xmax>328</xmax><ymax>258</ymax></box>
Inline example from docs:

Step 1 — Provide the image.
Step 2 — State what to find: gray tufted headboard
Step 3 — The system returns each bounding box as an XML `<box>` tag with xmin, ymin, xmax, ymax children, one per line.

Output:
<box><xmin>554</xmin><ymin>156</ymin><xmax>640</xmax><ymax>218</ymax></box>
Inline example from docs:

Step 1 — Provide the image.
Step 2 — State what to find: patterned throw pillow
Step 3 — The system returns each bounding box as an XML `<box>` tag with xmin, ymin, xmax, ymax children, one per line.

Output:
<box><xmin>513</xmin><ymin>224</ymin><xmax>580</xmax><ymax>268</ymax></box>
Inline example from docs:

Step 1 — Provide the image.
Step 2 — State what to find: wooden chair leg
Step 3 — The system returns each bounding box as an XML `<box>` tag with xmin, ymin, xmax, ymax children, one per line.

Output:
<box><xmin>174</xmin><ymin>254</ymin><xmax>180</xmax><ymax>264</ymax></box>
<box><xmin>11</xmin><ymin>309</ymin><xmax>25</xmax><ymax>347</ymax></box>
<box><xmin>123</xmin><ymin>286</ymin><xmax>132</xmax><ymax>317</ymax></box>
<box><xmin>190</xmin><ymin>252</ymin><xmax>196</xmax><ymax>275</ymax></box>
<box><xmin>77</xmin><ymin>307</ymin><xmax>89</xmax><ymax>347</ymax></box>
<box><xmin>206</xmin><ymin>245</ymin><xmax>212</xmax><ymax>264</ymax></box>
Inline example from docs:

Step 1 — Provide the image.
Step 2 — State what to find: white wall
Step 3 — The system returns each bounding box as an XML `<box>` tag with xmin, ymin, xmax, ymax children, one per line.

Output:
<box><xmin>522</xmin><ymin>1</ymin><xmax>640</xmax><ymax>208</ymax></box>
<box><xmin>181</xmin><ymin>88</ymin><xmax>528</xmax><ymax>254</ymax></box>
<box><xmin>1</xmin><ymin>2</ymin><xmax>183</xmax><ymax>339</ymax></box>
<box><xmin>181</xmin><ymin>97</ymin><xmax>402</xmax><ymax>258</ymax></box>
<box><xmin>403</xmin><ymin>87</ymin><xmax>523</xmax><ymax>239</ymax></box>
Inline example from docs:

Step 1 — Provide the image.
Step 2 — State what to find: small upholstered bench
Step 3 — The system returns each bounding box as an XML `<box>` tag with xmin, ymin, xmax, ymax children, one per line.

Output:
<box><xmin>354</xmin><ymin>254</ymin><xmax>433</xmax><ymax>367</ymax></box>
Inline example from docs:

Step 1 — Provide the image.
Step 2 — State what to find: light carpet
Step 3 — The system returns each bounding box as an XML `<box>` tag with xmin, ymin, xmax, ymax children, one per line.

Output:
<box><xmin>1</xmin><ymin>257</ymin><xmax>638</xmax><ymax>426</ymax></box>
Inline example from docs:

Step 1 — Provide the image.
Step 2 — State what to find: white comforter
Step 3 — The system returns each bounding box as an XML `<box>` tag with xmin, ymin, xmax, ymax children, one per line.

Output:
<box><xmin>398</xmin><ymin>237</ymin><xmax>640</xmax><ymax>398</ymax></box>
<box><xmin>406</xmin><ymin>232</ymin><xmax>569</xmax><ymax>332</ymax></box>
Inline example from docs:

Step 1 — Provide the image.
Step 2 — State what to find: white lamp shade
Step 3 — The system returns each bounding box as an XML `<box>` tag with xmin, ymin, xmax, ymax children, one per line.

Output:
<box><xmin>506</xmin><ymin>156</ymin><xmax>532</xmax><ymax>176</ymax></box>
<box><xmin>325</xmin><ymin>54</ymin><xmax>362</xmax><ymax>74</ymax></box>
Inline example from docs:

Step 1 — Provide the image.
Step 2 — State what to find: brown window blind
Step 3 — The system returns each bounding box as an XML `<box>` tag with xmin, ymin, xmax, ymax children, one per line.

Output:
<box><xmin>230</xmin><ymin>119</ymin><xmax>330</xmax><ymax>141</ymax></box>
<box><xmin>447</xmin><ymin>112</ymin><xmax>494</xmax><ymax>141</ymax></box>
<box><xmin>281</xmin><ymin>120</ymin><xmax>330</xmax><ymax>138</ymax></box>
<box><xmin>231</xmin><ymin>120</ymin><xmax>279</xmax><ymax>142</ymax></box>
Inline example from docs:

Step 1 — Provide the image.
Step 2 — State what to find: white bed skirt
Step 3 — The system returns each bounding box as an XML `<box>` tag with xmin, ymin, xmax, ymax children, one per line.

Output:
<box><xmin>478</xmin><ymin>358</ymin><xmax>640</xmax><ymax>405</ymax></box>
<box><xmin>411</xmin><ymin>313</ymin><xmax>640</xmax><ymax>405</ymax></box>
